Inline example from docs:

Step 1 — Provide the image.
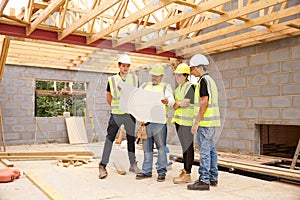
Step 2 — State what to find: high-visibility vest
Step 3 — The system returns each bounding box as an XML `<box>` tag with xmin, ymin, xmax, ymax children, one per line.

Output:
<box><xmin>141</xmin><ymin>82</ymin><xmax>171</xmax><ymax>123</ymax></box>
<box><xmin>194</xmin><ymin>75</ymin><xmax>221</xmax><ymax>127</ymax></box>
<box><xmin>108</xmin><ymin>73</ymin><xmax>138</xmax><ymax>114</ymax></box>
<box><xmin>172</xmin><ymin>81</ymin><xmax>194</xmax><ymax>126</ymax></box>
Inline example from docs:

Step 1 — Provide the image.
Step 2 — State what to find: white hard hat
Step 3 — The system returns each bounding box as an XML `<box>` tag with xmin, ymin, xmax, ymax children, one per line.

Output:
<box><xmin>118</xmin><ymin>54</ymin><xmax>131</xmax><ymax>64</ymax></box>
<box><xmin>189</xmin><ymin>54</ymin><xmax>209</xmax><ymax>67</ymax></box>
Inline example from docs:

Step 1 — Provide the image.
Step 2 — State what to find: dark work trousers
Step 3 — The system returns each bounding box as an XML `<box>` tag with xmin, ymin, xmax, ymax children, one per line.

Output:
<box><xmin>100</xmin><ymin>113</ymin><xmax>136</xmax><ymax>166</ymax></box>
<box><xmin>175</xmin><ymin>123</ymin><xmax>194</xmax><ymax>174</ymax></box>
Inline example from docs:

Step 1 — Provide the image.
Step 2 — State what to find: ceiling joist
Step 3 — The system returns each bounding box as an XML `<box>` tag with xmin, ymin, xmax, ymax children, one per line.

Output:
<box><xmin>0</xmin><ymin>0</ymin><xmax>298</xmax><ymax>73</ymax></box>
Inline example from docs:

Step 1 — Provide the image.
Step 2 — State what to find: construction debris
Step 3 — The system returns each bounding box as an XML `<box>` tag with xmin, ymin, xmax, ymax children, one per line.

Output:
<box><xmin>55</xmin><ymin>154</ymin><xmax>92</xmax><ymax>168</ymax></box>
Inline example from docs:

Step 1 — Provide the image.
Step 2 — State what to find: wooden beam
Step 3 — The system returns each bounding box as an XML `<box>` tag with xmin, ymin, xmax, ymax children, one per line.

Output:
<box><xmin>0</xmin><ymin>35</ymin><xmax>10</xmax><ymax>82</ymax></box>
<box><xmin>174</xmin><ymin>0</ymin><xmax>197</xmax><ymax>8</ymax></box>
<box><xmin>179</xmin><ymin>5</ymin><xmax>300</xmax><ymax>56</ymax></box>
<box><xmin>114</xmin><ymin>0</ymin><xmax>231</xmax><ymax>48</ymax></box>
<box><xmin>145</xmin><ymin>0</ymin><xmax>288</xmax><ymax>52</ymax></box>
<box><xmin>0</xmin><ymin>151</ymin><xmax>94</xmax><ymax>157</ymax></box>
<box><xmin>25</xmin><ymin>171</ymin><xmax>67</xmax><ymax>200</ymax></box>
<box><xmin>58</xmin><ymin>0</ymin><xmax>70</xmax><ymax>29</ymax></box>
<box><xmin>58</xmin><ymin>0</ymin><xmax>119</xmax><ymax>40</ymax></box>
<box><xmin>0</xmin><ymin>0</ymin><xmax>9</xmax><ymax>15</ymax></box>
<box><xmin>87</xmin><ymin>0</ymin><xmax>177</xmax><ymax>44</ymax></box>
<box><xmin>27</xmin><ymin>0</ymin><xmax>66</xmax><ymax>36</ymax></box>
<box><xmin>0</xmin><ymin>159</ymin><xmax>14</xmax><ymax>167</ymax></box>
<box><xmin>183</xmin><ymin>19</ymin><xmax>300</xmax><ymax>56</ymax></box>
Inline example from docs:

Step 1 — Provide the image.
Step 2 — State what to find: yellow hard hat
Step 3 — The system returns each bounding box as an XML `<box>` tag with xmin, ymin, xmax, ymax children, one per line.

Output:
<box><xmin>174</xmin><ymin>63</ymin><xmax>190</xmax><ymax>74</ymax></box>
<box><xmin>149</xmin><ymin>64</ymin><xmax>164</xmax><ymax>76</ymax></box>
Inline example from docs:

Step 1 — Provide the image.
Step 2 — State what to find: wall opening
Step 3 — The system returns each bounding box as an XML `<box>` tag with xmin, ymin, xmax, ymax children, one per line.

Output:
<box><xmin>35</xmin><ymin>80</ymin><xmax>87</xmax><ymax>117</ymax></box>
<box><xmin>259</xmin><ymin>124</ymin><xmax>300</xmax><ymax>158</ymax></box>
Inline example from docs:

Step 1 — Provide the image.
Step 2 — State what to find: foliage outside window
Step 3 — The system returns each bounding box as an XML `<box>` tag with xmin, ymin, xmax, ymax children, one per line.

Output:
<box><xmin>35</xmin><ymin>80</ymin><xmax>86</xmax><ymax>117</ymax></box>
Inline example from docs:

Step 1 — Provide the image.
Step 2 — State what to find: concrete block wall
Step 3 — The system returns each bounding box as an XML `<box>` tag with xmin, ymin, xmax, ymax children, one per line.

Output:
<box><xmin>210</xmin><ymin>36</ymin><xmax>300</xmax><ymax>154</ymax></box>
<box><xmin>0</xmin><ymin>64</ymin><xmax>177</xmax><ymax>146</ymax></box>
<box><xmin>1</xmin><ymin>36</ymin><xmax>299</xmax><ymax>154</ymax></box>
<box><xmin>0</xmin><ymin>65</ymin><xmax>110</xmax><ymax>145</ymax></box>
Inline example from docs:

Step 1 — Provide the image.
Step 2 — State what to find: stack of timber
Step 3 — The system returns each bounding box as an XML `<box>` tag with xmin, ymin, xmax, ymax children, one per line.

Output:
<box><xmin>169</xmin><ymin>145</ymin><xmax>300</xmax><ymax>183</ymax></box>
<box><xmin>55</xmin><ymin>154</ymin><xmax>92</xmax><ymax>167</ymax></box>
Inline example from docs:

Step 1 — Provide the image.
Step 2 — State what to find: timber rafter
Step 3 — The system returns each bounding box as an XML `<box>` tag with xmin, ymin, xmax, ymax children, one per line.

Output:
<box><xmin>0</xmin><ymin>0</ymin><xmax>299</xmax><ymax>72</ymax></box>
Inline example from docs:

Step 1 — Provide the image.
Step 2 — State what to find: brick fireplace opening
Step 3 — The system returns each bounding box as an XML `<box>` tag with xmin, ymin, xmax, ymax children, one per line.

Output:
<box><xmin>259</xmin><ymin>124</ymin><xmax>300</xmax><ymax>158</ymax></box>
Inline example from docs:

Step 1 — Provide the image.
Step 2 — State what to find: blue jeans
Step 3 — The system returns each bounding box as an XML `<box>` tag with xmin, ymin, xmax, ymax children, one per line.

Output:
<box><xmin>196</xmin><ymin>127</ymin><xmax>218</xmax><ymax>184</ymax></box>
<box><xmin>142</xmin><ymin>123</ymin><xmax>167</xmax><ymax>176</ymax></box>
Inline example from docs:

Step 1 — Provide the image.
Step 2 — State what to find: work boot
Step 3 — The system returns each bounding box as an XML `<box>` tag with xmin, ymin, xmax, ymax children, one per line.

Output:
<box><xmin>157</xmin><ymin>174</ymin><xmax>166</xmax><ymax>182</ymax></box>
<box><xmin>136</xmin><ymin>173</ymin><xmax>152</xmax><ymax>180</ymax></box>
<box><xmin>210</xmin><ymin>180</ymin><xmax>218</xmax><ymax>187</ymax></box>
<box><xmin>187</xmin><ymin>180</ymin><xmax>210</xmax><ymax>191</ymax></box>
<box><xmin>98</xmin><ymin>164</ymin><xmax>108</xmax><ymax>179</ymax></box>
<box><xmin>173</xmin><ymin>169</ymin><xmax>191</xmax><ymax>184</ymax></box>
<box><xmin>129</xmin><ymin>161</ymin><xmax>142</xmax><ymax>173</ymax></box>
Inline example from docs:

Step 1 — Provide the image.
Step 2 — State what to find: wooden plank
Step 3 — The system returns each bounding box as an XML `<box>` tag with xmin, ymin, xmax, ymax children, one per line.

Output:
<box><xmin>180</xmin><ymin>4</ymin><xmax>300</xmax><ymax>56</ymax></box>
<box><xmin>58</xmin><ymin>0</ymin><xmax>119</xmax><ymax>40</ymax></box>
<box><xmin>115</xmin><ymin>124</ymin><xmax>125</xmax><ymax>144</ymax></box>
<box><xmin>27</xmin><ymin>0</ymin><xmax>66</xmax><ymax>35</ymax></box>
<box><xmin>65</xmin><ymin>117</ymin><xmax>88</xmax><ymax>144</ymax></box>
<box><xmin>87</xmin><ymin>0</ymin><xmax>177</xmax><ymax>44</ymax></box>
<box><xmin>291</xmin><ymin>138</ymin><xmax>300</xmax><ymax>169</ymax></box>
<box><xmin>0</xmin><ymin>159</ymin><xmax>14</xmax><ymax>167</ymax></box>
<box><xmin>183</xmin><ymin>19</ymin><xmax>300</xmax><ymax>56</ymax></box>
<box><xmin>25</xmin><ymin>171</ymin><xmax>67</xmax><ymax>200</ymax></box>
<box><xmin>159</xmin><ymin>0</ymin><xmax>289</xmax><ymax>53</ymax></box>
<box><xmin>0</xmin><ymin>0</ymin><xmax>9</xmax><ymax>15</ymax></box>
<box><xmin>0</xmin><ymin>35</ymin><xmax>10</xmax><ymax>82</ymax></box>
<box><xmin>114</xmin><ymin>0</ymin><xmax>231</xmax><ymax>48</ymax></box>
<box><xmin>0</xmin><ymin>151</ymin><xmax>94</xmax><ymax>157</ymax></box>
<box><xmin>218</xmin><ymin>159</ymin><xmax>300</xmax><ymax>181</ymax></box>
<box><xmin>0</xmin><ymin>105</ymin><xmax>7</xmax><ymax>152</ymax></box>
<box><xmin>170</xmin><ymin>150</ymin><xmax>300</xmax><ymax>182</ymax></box>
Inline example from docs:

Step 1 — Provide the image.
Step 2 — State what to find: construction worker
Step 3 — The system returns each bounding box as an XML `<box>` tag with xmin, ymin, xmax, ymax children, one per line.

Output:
<box><xmin>187</xmin><ymin>54</ymin><xmax>221</xmax><ymax>191</ymax></box>
<box><xmin>136</xmin><ymin>64</ymin><xmax>175</xmax><ymax>182</ymax></box>
<box><xmin>172</xmin><ymin>63</ymin><xmax>195</xmax><ymax>184</ymax></box>
<box><xmin>98</xmin><ymin>54</ymin><xmax>141</xmax><ymax>179</ymax></box>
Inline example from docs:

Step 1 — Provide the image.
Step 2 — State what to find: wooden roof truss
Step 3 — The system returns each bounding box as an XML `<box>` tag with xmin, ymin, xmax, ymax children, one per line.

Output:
<box><xmin>0</xmin><ymin>0</ymin><xmax>299</xmax><ymax>73</ymax></box>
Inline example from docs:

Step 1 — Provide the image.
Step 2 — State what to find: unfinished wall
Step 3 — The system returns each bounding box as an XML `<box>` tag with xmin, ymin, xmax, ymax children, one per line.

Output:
<box><xmin>0</xmin><ymin>66</ymin><xmax>110</xmax><ymax>145</ymax></box>
<box><xmin>1</xmin><ymin>36</ymin><xmax>299</xmax><ymax>154</ymax></box>
<box><xmin>0</xmin><ymin>64</ymin><xmax>177</xmax><ymax>146</ymax></box>
<box><xmin>210</xmin><ymin>35</ymin><xmax>300</xmax><ymax>154</ymax></box>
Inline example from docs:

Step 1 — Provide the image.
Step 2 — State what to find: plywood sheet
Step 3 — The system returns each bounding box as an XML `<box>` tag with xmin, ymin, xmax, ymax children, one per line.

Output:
<box><xmin>65</xmin><ymin>117</ymin><xmax>88</xmax><ymax>144</ymax></box>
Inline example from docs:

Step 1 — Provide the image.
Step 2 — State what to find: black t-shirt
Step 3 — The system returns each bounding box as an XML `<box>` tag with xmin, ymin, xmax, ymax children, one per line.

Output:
<box><xmin>199</xmin><ymin>74</ymin><xmax>209</xmax><ymax>98</ymax></box>
<box><xmin>184</xmin><ymin>85</ymin><xmax>195</xmax><ymax>104</ymax></box>
<box><xmin>106</xmin><ymin>82</ymin><xmax>111</xmax><ymax>92</ymax></box>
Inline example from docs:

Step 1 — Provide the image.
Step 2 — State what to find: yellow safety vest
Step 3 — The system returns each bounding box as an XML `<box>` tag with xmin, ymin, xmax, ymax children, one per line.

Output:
<box><xmin>172</xmin><ymin>81</ymin><xmax>194</xmax><ymax>126</ymax></box>
<box><xmin>108</xmin><ymin>73</ymin><xmax>138</xmax><ymax>114</ymax></box>
<box><xmin>194</xmin><ymin>75</ymin><xmax>220</xmax><ymax>127</ymax></box>
<box><xmin>141</xmin><ymin>82</ymin><xmax>171</xmax><ymax>123</ymax></box>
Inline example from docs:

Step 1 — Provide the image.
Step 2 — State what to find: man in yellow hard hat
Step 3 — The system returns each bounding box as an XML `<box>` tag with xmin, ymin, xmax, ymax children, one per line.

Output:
<box><xmin>187</xmin><ymin>54</ymin><xmax>220</xmax><ymax>191</ymax></box>
<box><xmin>136</xmin><ymin>64</ymin><xmax>175</xmax><ymax>182</ymax></box>
<box><xmin>98</xmin><ymin>54</ymin><xmax>141</xmax><ymax>179</ymax></box>
<box><xmin>172</xmin><ymin>63</ymin><xmax>195</xmax><ymax>184</ymax></box>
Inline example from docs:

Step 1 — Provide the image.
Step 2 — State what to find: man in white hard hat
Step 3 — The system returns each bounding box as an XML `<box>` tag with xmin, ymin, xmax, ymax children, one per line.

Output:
<box><xmin>187</xmin><ymin>54</ymin><xmax>221</xmax><ymax>191</ymax></box>
<box><xmin>172</xmin><ymin>63</ymin><xmax>195</xmax><ymax>184</ymax></box>
<box><xmin>98</xmin><ymin>54</ymin><xmax>141</xmax><ymax>179</ymax></box>
<box><xmin>136</xmin><ymin>64</ymin><xmax>175</xmax><ymax>182</ymax></box>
